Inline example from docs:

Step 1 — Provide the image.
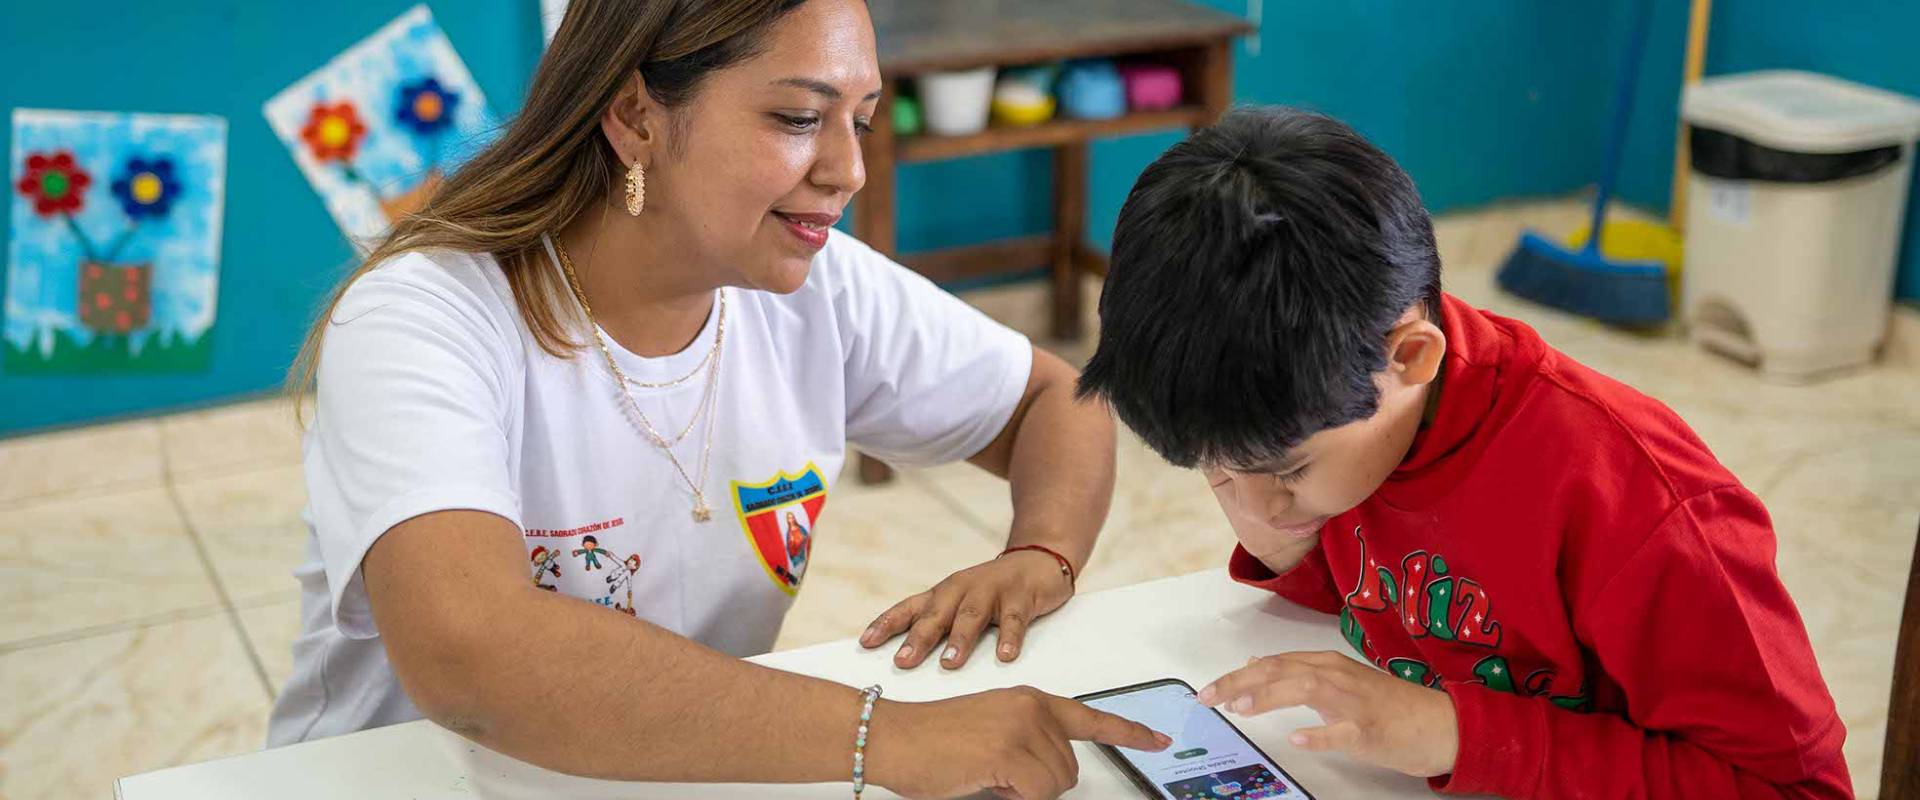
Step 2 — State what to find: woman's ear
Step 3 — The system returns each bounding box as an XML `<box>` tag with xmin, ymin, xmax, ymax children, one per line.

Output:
<box><xmin>1385</xmin><ymin>306</ymin><xmax>1446</xmax><ymax>387</ymax></box>
<box><xmin>600</xmin><ymin>71</ymin><xmax>659</xmax><ymax>168</ymax></box>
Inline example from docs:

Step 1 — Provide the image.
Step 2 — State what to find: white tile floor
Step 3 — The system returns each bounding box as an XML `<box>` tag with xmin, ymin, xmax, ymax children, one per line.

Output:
<box><xmin>2</xmin><ymin>198</ymin><xmax>1915</xmax><ymax>799</ymax></box>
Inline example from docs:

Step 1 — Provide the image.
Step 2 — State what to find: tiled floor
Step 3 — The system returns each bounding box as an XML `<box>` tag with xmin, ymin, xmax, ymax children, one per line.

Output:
<box><xmin>4</xmin><ymin>199</ymin><xmax>1916</xmax><ymax>799</ymax></box>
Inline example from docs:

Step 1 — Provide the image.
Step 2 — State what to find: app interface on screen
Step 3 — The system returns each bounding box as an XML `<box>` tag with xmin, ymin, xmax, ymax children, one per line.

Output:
<box><xmin>1083</xmin><ymin>683</ymin><xmax>1306</xmax><ymax>800</ymax></box>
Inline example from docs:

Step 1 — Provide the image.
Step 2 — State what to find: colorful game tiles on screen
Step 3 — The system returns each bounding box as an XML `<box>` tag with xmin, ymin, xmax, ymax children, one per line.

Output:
<box><xmin>1163</xmin><ymin>763</ymin><xmax>1292</xmax><ymax>799</ymax></box>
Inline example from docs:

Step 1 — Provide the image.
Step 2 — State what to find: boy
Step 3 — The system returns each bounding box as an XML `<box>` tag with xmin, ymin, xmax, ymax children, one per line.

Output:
<box><xmin>1077</xmin><ymin>107</ymin><xmax>1851</xmax><ymax>798</ymax></box>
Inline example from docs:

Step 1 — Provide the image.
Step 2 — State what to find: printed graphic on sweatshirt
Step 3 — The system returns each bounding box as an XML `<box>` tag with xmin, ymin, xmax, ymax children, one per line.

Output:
<box><xmin>1337</xmin><ymin>525</ymin><xmax>1590</xmax><ymax>710</ymax></box>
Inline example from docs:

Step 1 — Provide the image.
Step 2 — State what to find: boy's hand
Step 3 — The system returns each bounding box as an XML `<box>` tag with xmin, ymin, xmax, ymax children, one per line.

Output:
<box><xmin>1197</xmin><ymin>651</ymin><xmax>1459</xmax><ymax>778</ymax></box>
<box><xmin>1206</xmin><ymin>470</ymin><xmax>1323</xmax><ymax>574</ymax></box>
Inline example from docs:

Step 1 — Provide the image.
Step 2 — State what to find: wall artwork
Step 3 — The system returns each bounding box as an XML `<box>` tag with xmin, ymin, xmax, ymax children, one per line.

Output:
<box><xmin>264</xmin><ymin>4</ymin><xmax>498</xmax><ymax>248</ymax></box>
<box><xmin>6</xmin><ymin>109</ymin><xmax>227</xmax><ymax>374</ymax></box>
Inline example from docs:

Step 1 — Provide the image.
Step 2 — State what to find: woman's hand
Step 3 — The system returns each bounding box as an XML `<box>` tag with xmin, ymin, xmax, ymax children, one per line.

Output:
<box><xmin>866</xmin><ymin>686</ymin><xmax>1171</xmax><ymax>799</ymax></box>
<box><xmin>860</xmin><ymin>549</ymin><xmax>1073</xmax><ymax>668</ymax></box>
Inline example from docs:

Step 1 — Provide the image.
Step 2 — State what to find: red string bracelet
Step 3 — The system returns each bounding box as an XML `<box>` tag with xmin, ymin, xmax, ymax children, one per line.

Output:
<box><xmin>1001</xmin><ymin>544</ymin><xmax>1077</xmax><ymax>587</ymax></box>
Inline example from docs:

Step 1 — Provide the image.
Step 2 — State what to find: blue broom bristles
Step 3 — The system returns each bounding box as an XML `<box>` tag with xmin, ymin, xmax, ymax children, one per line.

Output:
<box><xmin>1496</xmin><ymin>231</ymin><xmax>1671</xmax><ymax>326</ymax></box>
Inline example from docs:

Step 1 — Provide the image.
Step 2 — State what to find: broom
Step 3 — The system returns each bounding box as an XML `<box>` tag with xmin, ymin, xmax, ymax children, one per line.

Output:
<box><xmin>1498</xmin><ymin>0</ymin><xmax>1670</xmax><ymax>326</ymax></box>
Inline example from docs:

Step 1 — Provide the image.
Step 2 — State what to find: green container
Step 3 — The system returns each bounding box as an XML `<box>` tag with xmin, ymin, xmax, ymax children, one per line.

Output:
<box><xmin>893</xmin><ymin>93</ymin><xmax>923</xmax><ymax>136</ymax></box>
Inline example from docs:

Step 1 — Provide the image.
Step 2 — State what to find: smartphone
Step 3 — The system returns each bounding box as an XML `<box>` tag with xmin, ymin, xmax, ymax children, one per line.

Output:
<box><xmin>1075</xmin><ymin>678</ymin><xmax>1316</xmax><ymax>800</ymax></box>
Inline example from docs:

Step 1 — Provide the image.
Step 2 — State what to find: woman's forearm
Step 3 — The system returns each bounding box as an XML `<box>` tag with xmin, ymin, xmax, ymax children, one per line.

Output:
<box><xmin>996</xmin><ymin>351</ymin><xmax>1117</xmax><ymax>572</ymax></box>
<box><xmin>368</xmin><ymin>512</ymin><xmax>869</xmax><ymax>785</ymax></box>
<box><xmin>430</xmin><ymin>586</ymin><xmax>867</xmax><ymax>782</ymax></box>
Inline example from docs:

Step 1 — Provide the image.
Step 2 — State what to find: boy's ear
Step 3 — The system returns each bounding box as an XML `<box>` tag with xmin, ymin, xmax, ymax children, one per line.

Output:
<box><xmin>1385</xmin><ymin>306</ymin><xmax>1446</xmax><ymax>387</ymax></box>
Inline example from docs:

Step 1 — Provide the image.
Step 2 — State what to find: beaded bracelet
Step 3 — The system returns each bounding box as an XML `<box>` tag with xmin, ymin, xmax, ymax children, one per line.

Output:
<box><xmin>852</xmin><ymin>684</ymin><xmax>883</xmax><ymax>798</ymax></box>
<box><xmin>1002</xmin><ymin>543</ymin><xmax>1077</xmax><ymax>587</ymax></box>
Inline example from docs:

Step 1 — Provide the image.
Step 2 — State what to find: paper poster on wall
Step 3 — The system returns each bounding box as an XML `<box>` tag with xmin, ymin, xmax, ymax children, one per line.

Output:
<box><xmin>542</xmin><ymin>0</ymin><xmax>568</xmax><ymax>43</ymax></box>
<box><xmin>6</xmin><ymin>109</ymin><xmax>227</xmax><ymax>374</ymax></box>
<box><xmin>264</xmin><ymin>4</ymin><xmax>498</xmax><ymax>248</ymax></box>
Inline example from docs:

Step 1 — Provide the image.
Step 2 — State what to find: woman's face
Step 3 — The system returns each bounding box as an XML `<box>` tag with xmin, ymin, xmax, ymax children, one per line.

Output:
<box><xmin>644</xmin><ymin>0</ymin><xmax>881</xmax><ymax>294</ymax></box>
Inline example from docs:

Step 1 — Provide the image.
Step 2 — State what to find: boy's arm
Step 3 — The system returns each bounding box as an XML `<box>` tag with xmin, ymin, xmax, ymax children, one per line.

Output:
<box><xmin>1433</xmin><ymin>487</ymin><xmax>1852</xmax><ymax>799</ymax></box>
<box><xmin>1228</xmin><ymin>541</ymin><xmax>1345</xmax><ymax>615</ymax></box>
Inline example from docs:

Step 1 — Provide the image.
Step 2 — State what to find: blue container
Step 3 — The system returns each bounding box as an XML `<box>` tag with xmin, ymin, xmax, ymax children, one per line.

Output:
<box><xmin>1057</xmin><ymin>60</ymin><xmax>1127</xmax><ymax>120</ymax></box>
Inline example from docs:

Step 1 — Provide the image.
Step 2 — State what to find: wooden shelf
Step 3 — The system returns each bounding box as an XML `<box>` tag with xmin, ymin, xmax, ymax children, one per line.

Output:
<box><xmin>897</xmin><ymin>106</ymin><xmax>1211</xmax><ymax>163</ymax></box>
<box><xmin>872</xmin><ymin>0</ymin><xmax>1253</xmax><ymax>77</ymax></box>
<box><xmin>899</xmin><ymin>236</ymin><xmax>1053</xmax><ymax>283</ymax></box>
<box><xmin>897</xmin><ymin>236</ymin><xmax>1109</xmax><ymax>285</ymax></box>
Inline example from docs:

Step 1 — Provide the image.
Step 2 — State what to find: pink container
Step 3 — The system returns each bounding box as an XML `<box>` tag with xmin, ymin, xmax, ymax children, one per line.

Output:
<box><xmin>1119</xmin><ymin>63</ymin><xmax>1183</xmax><ymax>111</ymax></box>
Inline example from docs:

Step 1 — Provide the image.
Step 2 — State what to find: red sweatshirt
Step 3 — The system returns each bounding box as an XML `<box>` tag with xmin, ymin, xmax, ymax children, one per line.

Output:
<box><xmin>1230</xmin><ymin>294</ymin><xmax>1851</xmax><ymax>799</ymax></box>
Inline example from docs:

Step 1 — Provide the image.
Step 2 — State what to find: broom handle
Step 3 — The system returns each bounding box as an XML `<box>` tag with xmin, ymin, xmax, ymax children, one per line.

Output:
<box><xmin>1590</xmin><ymin>0</ymin><xmax>1656</xmax><ymax>254</ymax></box>
<box><xmin>1670</xmin><ymin>0</ymin><xmax>1713</xmax><ymax>231</ymax></box>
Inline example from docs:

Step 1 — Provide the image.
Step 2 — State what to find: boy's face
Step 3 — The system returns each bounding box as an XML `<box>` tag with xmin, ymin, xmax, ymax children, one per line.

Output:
<box><xmin>1204</xmin><ymin>307</ymin><xmax>1445</xmax><ymax>538</ymax></box>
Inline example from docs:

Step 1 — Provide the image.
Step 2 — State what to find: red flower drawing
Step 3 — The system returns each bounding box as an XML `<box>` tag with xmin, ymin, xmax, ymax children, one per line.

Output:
<box><xmin>300</xmin><ymin>101</ymin><xmax>368</xmax><ymax>163</ymax></box>
<box><xmin>15</xmin><ymin>151</ymin><xmax>92</xmax><ymax>217</ymax></box>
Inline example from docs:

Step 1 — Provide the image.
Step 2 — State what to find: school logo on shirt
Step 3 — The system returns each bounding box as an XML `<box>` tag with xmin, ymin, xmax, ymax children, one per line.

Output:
<box><xmin>730</xmin><ymin>464</ymin><xmax>828</xmax><ymax>596</ymax></box>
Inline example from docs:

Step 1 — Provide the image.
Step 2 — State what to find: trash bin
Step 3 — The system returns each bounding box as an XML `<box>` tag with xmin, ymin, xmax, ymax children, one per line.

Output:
<box><xmin>1680</xmin><ymin>69</ymin><xmax>1920</xmax><ymax>381</ymax></box>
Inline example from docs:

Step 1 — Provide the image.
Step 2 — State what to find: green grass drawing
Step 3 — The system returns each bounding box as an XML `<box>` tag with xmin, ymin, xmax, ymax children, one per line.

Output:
<box><xmin>3</xmin><ymin>326</ymin><xmax>213</xmax><ymax>374</ymax></box>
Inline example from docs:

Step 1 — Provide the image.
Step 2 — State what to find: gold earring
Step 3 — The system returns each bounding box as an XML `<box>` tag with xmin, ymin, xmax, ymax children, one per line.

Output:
<box><xmin>625</xmin><ymin>161</ymin><xmax>645</xmax><ymax>216</ymax></box>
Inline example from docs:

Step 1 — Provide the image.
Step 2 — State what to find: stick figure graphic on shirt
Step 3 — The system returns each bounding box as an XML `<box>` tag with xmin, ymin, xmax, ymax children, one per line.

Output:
<box><xmin>617</xmin><ymin>554</ymin><xmax>641</xmax><ymax>616</ymax></box>
<box><xmin>783</xmin><ymin>512</ymin><xmax>811</xmax><ymax>578</ymax></box>
<box><xmin>529</xmin><ymin>546</ymin><xmax>561</xmax><ymax>590</ymax></box>
<box><xmin>603</xmin><ymin>553</ymin><xmax>642</xmax><ymax>617</ymax></box>
<box><xmin>573</xmin><ymin>535</ymin><xmax>612</xmax><ymax>571</ymax></box>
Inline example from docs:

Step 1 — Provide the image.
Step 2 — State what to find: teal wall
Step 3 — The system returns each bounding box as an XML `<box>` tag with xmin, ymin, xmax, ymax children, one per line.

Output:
<box><xmin>1086</xmin><ymin>1</ymin><xmax>1615</xmax><ymax>252</ymax></box>
<box><xmin>1610</xmin><ymin>0</ymin><xmax>1920</xmax><ymax>301</ymax></box>
<box><xmin>12</xmin><ymin>1</ymin><xmax>1900</xmax><ymax>436</ymax></box>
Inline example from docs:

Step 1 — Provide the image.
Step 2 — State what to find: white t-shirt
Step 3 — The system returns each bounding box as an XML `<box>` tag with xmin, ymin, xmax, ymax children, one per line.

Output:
<box><xmin>266</xmin><ymin>231</ymin><xmax>1031</xmax><ymax>746</ymax></box>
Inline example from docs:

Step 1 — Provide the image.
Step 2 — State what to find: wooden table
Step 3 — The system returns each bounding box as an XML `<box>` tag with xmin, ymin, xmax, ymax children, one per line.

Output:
<box><xmin>116</xmin><ymin>570</ymin><xmax>1435</xmax><ymax>799</ymax></box>
<box><xmin>856</xmin><ymin>0</ymin><xmax>1254</xmax><ymax>484</ymax></box>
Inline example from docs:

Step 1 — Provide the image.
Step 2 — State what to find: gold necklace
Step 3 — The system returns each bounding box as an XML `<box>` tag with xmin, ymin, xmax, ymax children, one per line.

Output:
<box><xmin>619</xmin><ymin>304</ymin><xmax>719</xmax><ymax>390</ymax></box>
<box><xmin>624</xmin><ymin>346</ymin><xmax>716</xmax><ymax>389</ymax></box>
<box><xmin>553</xmin><ymin>237</ymin><xmax>724</xmax><ymax>522</ymax></box>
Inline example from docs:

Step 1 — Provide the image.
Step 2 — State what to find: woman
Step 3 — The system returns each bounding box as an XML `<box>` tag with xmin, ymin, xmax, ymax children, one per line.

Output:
<box><xmin>269</xmin><ymin>0</ymin><xmax>1167</xmax><ymax>796</ymax></box>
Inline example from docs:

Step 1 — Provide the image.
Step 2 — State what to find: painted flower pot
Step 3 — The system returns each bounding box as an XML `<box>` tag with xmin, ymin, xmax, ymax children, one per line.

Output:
<box><xmin>77</xmin><ymin>261</ymin><xmax>151</xmax><ymax>334</ymax></box>
<box><xmin>379</xmin><ymin>168</ymin><xmax>443</xmax><ymax>222</ymax></box>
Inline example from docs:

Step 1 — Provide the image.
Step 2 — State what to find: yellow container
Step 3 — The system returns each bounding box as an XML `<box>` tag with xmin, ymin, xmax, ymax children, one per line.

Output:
<box><xmin>991</xmin><ymin>94</ymin><xmax>1056</xmax><ymax>128</ymax></box>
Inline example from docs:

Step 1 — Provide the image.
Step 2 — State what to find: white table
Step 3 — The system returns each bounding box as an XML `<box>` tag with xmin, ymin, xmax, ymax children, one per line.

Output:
<box><xmin>117</xmin><ymin>569</ymin><xmax>1433</xmax><ymax>798</ymax></box>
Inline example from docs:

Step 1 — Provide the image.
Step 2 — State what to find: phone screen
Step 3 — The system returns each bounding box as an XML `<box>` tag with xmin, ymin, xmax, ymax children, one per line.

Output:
<box><xmin>1078</xmin><ymin>680</ymin><xmax>1313</xmax><ymax>800</ymax></box>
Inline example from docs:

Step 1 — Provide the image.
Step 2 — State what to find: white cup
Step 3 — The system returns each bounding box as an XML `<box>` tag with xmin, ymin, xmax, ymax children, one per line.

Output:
<box><xmin>918</xmin><ymin>66</ymin><xmax>997</xmax><ymax>136</ymax></box>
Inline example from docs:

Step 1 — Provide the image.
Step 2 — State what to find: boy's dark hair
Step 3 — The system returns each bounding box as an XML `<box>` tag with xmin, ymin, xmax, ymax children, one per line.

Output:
<box><xmin>1077</xmin><ymin>107</ymin><xmax>1442</xmax><ymax>469</ymax></box>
